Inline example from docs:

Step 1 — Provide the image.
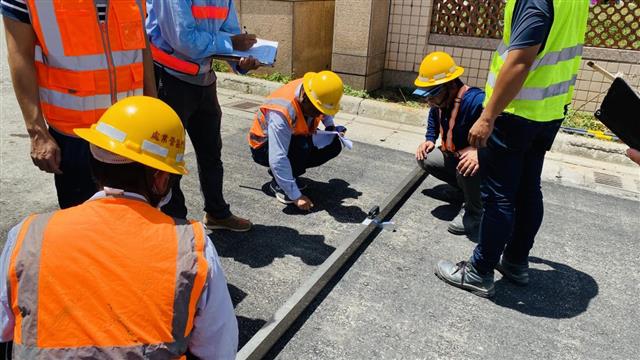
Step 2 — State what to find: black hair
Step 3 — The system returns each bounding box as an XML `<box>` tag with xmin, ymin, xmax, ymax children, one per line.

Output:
<box><xmin>89</xmin><ymin>156</ymin><xmax>152</xmax><ymax>196</ymax></box>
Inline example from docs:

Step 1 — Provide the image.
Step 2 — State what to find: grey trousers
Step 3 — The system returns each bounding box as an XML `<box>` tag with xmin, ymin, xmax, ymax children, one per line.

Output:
<box><xmin>417</xmin><ymin>147</ymin><xmax>482</xmax><ymax>215</ymax></box>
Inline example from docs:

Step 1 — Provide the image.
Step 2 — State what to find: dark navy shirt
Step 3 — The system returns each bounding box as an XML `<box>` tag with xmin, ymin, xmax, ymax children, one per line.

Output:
<box><xmin>509</xmin><ymin>0</ymin><xmax>554</xmax><ymax>52</ymax></box>
<box><xmin>425</xmin><ymin>87</ymin><xmax>485</xmax><ymax>150</ymax></box>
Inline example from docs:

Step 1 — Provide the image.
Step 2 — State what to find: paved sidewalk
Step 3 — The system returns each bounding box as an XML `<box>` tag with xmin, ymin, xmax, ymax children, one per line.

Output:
<box><xmin>217</xmin><ymin>87</ymin><xmax>639</xmax><ymax>201</ymax></box>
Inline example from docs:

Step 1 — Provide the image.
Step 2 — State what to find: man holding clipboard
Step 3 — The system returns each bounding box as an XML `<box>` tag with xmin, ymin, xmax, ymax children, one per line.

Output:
<box><xmin>146</xmin><ymin>0</ymin><xmax>260</xmax><ymax>231</ymax></box>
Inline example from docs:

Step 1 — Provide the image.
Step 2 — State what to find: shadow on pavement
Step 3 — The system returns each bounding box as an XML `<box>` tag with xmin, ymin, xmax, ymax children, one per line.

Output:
<box><xmin>421</xmin><ymin>184</ymin><xmax>463</xmax><ymax>204</ymax></box>
<box><xmin>237</xmin><ymin>316</ymin><xmax>267</xmax><ymax>349</ymax></box>
<box><xmin>493</xmin><ymin>257</ymin><xmax>598</xmax><ymax>318</ymax></box>
<box><xmin>430</xmin><ymin>203</ymin><xmax>460</xmax><ymax>222</ymax></box>
<box><xmin>210</xmin><ymin>225</ymin><xmax>335</xmax><ymax>268</ymax></box>
<box><xmin>266</xmin><ymin>178</ymin><xmax>366</xmax><ymax>223</ymax></box>
<box><xmin>227</xmin><ymin>284</ymin><xmax>268</xmax><ymax>348</ymax></box>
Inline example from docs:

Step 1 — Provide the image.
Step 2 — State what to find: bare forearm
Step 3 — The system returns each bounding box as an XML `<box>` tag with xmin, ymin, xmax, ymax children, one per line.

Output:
<box><xmin>142</xmin><ymin>46</ymin><xmax>157</xmax><ymax>97</ymax></box>
<box><xmin>4</xmin><ymin>18</ymin><xmax>46</xmax><ymax>136</ymax></box>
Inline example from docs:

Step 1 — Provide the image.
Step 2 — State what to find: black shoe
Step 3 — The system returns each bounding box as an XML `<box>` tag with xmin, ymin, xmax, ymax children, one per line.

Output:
<box><xmin>269</xmin><ymin>180</ymin><xmax>294</xmax><ymax>204</ymax></box>
<box><xmin>496</xmin><ymin>257</ymin><xmax>529</xmax><ymax>286</ymax></box>
<box><xmin>434</xmin><ymin>259</ymin><xmax>495</xmax><ymax>298</ymax></box>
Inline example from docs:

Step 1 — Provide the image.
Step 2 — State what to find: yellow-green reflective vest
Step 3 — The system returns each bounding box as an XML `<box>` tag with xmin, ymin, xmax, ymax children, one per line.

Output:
<box><xmin>483</xmin><ymin>0</ymin><xmax>589</xmax><ymax>122</ymax></box>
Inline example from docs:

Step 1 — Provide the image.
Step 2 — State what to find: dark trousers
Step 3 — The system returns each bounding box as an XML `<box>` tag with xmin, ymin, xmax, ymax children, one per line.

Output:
<box><xmin>49</xmin><ymin>128</ymin><xmax>96</xmax><ymax>209</ymax></box>
<box><xmin>471</xmin><ymin>113</ymin><xmax>562</xmax><ymax>274</ymax></box>
<box><xmin>417</xmin><ymin>147</ymin><xmax>482</xmax><ymax>215</ymax></box>
<box><xmin>155</xmin><ymin>65</ymin><xmax>230</xmax><ymax>219</ymax></box>
<box><xmin>250</xmin><ymin>135</ymin><xmax>342</xmax><ymax>178</ymax></box>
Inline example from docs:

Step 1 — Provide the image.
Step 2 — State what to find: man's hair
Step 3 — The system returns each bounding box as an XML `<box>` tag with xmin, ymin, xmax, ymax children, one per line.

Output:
<box><xmin>89</xmin><ymin>156</ymin><xmax>151</xmax><ymax>193</ymax></box>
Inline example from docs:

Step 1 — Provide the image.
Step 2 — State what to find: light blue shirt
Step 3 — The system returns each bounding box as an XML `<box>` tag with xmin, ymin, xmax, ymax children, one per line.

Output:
<box><xmin>0</xmin><ymin>191</ymin><xmax>238</xmax><ymax>359</ymax></box>
<box><xmin>266</xmin><ymin>86</ymin><xmax>335</xmax><ymax>200</ymax></box>
<box><xmin>146</xmin><ymin>0</ymin><xmax>243</xmax><ymax>85</ymax></box>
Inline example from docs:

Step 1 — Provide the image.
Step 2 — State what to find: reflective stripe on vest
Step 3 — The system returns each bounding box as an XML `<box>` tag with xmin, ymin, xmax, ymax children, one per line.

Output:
<box><xmin>8</xmin><ymin>199</ymin><xmax>208</xmax><ymax>358</ymax></box>
<box><xmin>438</xmin><ymin>85</ymin><xmax>469</xmax><ymax>153</ymax></box>
<box><xmin>248</xmin><ymin>79</ymin><xmax>323</xmax><ymax>149</ymax></box>
<box><xmin>151</xmin><ymin>44</ymin><xmax>201</xmax><ymax>76</ymax></box>
<box><xmin>483</xmin><ymin>0</ymin><xmax>589</xmax><ymax>122</ymax></box>
<box><xmin>192</xmin><ymin>5</ymin><xmax>229</xmax><ymax>19</ymax></box>
<box><xmin>26</xmin><ymin>0</ymin><xmax>146</xmax><ymax>135</ymax></box>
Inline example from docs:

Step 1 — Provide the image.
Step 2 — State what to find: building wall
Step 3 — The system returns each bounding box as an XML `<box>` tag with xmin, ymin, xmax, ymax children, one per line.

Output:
<box><xmin>236</xmin><ymin>0</ymin><xmax>335</xmax><ymax>77</ymax></box>
<box><xmin>383</xmin><ymin>0</ymin><xmax>640</xmax><ymax>113</ymax></box>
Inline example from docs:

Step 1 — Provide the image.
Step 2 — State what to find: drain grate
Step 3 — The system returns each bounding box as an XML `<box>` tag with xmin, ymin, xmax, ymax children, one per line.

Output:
<box><xmin>593</xmin><ymin>171</ymin><xmax>623</xmax><ymax>188</ymax></box>
<box><xmin>228</xmin><ymin>100</ymin><xmax>261</xmax><ymax>111</ymax></box>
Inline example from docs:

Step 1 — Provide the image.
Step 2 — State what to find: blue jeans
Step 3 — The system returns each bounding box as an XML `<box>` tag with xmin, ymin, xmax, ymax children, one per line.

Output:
<box><xmin>471</xmin><ymin>113</ymin><xmax>562</xmax><ymax>274</ymax></box>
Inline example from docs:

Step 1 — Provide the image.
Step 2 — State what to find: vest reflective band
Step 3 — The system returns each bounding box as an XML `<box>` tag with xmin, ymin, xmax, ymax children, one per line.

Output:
<box><xmin>192</xmin><ymin>5</ymin><xmax>229</xmax><ymax>19</ymax></box>
<box><xmin>483</xmin><ymin>0</ymin><xmax>589</xmax><ymax>122</ymax></box>
<box><xmin>151</xmin><ymin>44</ymin><xmax>201</xmax><ymax>76</ymax></box>
<box><xmin>26</xmin><ymin>0</ymin><xmax>146</xmax><ymax>135</ymax></box>
<box><xmin>248</xmin><ymin>79</ymin><xmax>324</xmax><ymax>149</ymax></box>
<box><xmin>8</xmin><ymin>197</ymin><xmax>208</xmax><ymax>359</ymax></box>
<box><xmin>438</xmin><ymin>85</ymin><xmax>469</xmax><ymax>153</ymax></box>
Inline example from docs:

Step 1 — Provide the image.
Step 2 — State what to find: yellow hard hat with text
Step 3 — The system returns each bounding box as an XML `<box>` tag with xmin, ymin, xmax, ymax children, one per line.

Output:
<box><xmin>414</xmin><ymin>51</ymin><xmax>464</xmax><ymax>88</ymax></box>
<box><xmin>74</xmin><ymin>96</ymin><xmax>187</xmax><ymax>175</ymax></box>
<box><xmin>303</xmin><ymin>71</ymin><xmax>343</xmax><ymax>116</ymax></box>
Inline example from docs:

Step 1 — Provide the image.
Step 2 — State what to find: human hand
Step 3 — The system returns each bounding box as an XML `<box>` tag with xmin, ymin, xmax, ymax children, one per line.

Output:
<box><xmin>335</xmin><ymin>125</ymin><xmax>347</xmax><ymax>136</ymax></box>
<box><xmin>238</xmin><ymin>56</ymin><xmax>260</xmax><ymax>71</ymax></box>
<box><xmin>231</xmin><ymin>33</ymin><xmax>257</xmax><ymax>51</ymax></box>
<box><xmin>294</xmin><ymin>195</ymin><xmax>314</xmax><ymax>211</ymax></box>
<box><xmin>30</xmin><ymin>129</ymin><xmax>62</xmax><ymax>174</ymax></box>
<box><xmin>456</xmin><ymin>147</ymin><xmax>479</xmax><ymax>177</ymax></box>
<box><xmin>627</xmin><ymin>148</ymin><xmax>640</xmax><ymax>166</ymax></box>
<box><xmin>468</xmin><ymin>115</ymin><xmax>495</xmax><ymax>148</ymax></box>
<box><xmin>415</xmin><ymin>141</ymin><xmax>435</xmax><ymax>161</ymax></box>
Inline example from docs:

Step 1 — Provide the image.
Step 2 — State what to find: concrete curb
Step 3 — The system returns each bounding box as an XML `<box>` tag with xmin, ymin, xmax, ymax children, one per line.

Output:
<box><xmin>216</xmin><ymin>73</ymin><xmax>634</xmax><ymax>166</ymax></box>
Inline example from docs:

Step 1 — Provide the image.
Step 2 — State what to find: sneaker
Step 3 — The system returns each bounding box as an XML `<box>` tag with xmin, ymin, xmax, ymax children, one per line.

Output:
<box><xmin>269</xmin><ymin>180</ymin><xmax>294</xmax><ymax>204</ymax></box>
<box><xmin>434</xmin><ymin>260</ymin><xmax>495</xmax><ymax>298</ymax></box>
<box><xmin>447</xmin><ymin>207</ymin><xmax>481</xmax><ymax>236</ymax></box>
<box><xmin>203</xmin><ymin>213</ymin><xmax>252</xmax><ymax>232</ymax></box>
<box><xmin>496</xmin><ymin>257</ymin><xmax>529</xmax><ymax>286</ymax></box>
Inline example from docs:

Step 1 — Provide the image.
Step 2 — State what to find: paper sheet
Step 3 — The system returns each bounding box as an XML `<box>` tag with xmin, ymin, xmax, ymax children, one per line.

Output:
<box><xmin>312</xmin><ymin>130</ymin><xmax>353</xmax><ymax>150</ymax></box>
<box><xmin>218</xmin><ymin>39</ymin><xmax>278</xmax><ymax>66</ymax></box>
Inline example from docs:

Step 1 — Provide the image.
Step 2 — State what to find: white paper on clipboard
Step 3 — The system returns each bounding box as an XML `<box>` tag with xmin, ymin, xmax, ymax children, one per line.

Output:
<box><xmin>216</xmin><ymin>39</ymin><xmax>278</xmax><ymax>66</ymax></box>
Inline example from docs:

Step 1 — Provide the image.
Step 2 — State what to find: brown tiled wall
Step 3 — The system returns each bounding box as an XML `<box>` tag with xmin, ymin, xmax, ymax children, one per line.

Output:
<box><xmin>385</xmin><ymin>0</ymin><xmax>432</xmax><ymax>73</ymax></box>
<box><xmin>384</xmin><ymin>0</ymin><xmax>640</xmax><ymax>112</ymax></box>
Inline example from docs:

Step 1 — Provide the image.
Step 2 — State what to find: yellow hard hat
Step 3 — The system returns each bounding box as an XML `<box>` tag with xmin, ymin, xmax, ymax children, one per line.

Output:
<box><xmin>414</xmin><ymin>51</ymin><xmax>464</xmax><ymax>88</ymax></box>
<box><xmin>74</xmin><ymin>96</ymin><xmax>187</xmax><ymax>175</ymax></box>
<box><xmin>302</xmin><ymin>71</ymin><xmax>343</xmax><ymax>116</ymax></box>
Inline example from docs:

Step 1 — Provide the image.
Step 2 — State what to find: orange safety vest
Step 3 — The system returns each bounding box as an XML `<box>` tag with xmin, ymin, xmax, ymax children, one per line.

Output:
<box><xmin>8</xmin><ymin>196</ymin><xmax>208</xmax><ymax>359</ymax></box>
<box><xmin>151</xmin><ymin>1</ymin><xmax>231</xmax><ymax>76</ymax></box>
<box><xmin>26</xmin><ymin>0</ymin><xmax>146</xmax><ymax>136</ymax></box>
<box><xmin>248</xmin><ymin>79</ymin><xmax>324</xmax><ymax>149</ymax></box>
<box><xmin>438</xmin><ymin>85</ymin><xmax>470</xmax><ymax>153</ymax></box>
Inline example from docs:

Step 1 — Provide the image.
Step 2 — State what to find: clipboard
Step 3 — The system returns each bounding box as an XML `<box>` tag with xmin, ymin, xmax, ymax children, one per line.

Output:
<box><xmin>214</xmin><ymin>39</ymin><xmax>278</xmax><ymax>67</ymax></box>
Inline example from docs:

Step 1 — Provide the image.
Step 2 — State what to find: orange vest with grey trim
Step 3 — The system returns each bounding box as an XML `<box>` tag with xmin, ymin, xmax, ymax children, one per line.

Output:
<box><xmin>248</xmin><ymin>79</ymin><xmax>324</xmax><ymax>149</ymax></box>
<box><xmin>7</xmin><ymin>196</ymin><xmax>208</xmax><ymax>359</ymax></box>
<box><xmin>26</xmin><ymin>0</ymin><xmax>146</xmax><ymax>136</ymax></box>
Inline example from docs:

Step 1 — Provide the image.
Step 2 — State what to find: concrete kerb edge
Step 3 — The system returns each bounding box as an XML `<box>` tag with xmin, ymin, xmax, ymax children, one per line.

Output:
<box><xmin>215</xmin><ymin>73</ymin><xmax>632</xmax><ymax>166</ymax></box>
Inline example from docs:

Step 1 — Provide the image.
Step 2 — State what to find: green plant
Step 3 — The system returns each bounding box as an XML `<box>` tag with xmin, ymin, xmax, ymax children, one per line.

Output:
<box><xmin>249</xmin><ymin>72</ymin><xmax>292</xmax><ymax>83</ymax></box>
<box><xmin>343</xmin><ymin>85</ymin><xmax>370</xmax><ymax>98</ymax></box>
<box><xmin>563</xmin><ymin>110</ymin><xmax>608</xmax><ymax>132</ymax></box>
<box><xmin>211</xmin><ymin>60</ymin><xmax>231</xmax><ymax>73</ymax></box>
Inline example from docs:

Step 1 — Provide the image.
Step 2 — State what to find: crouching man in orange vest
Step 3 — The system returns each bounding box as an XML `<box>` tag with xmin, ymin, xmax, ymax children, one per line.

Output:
<box><xmin>248</xmin><ymin>71</ymin><xmax>347</xmax><ymax>211</ymax></box>
<box><xmin>0</xmin><ymin>97</ymin><xmax>238</xmax><ymax>359</ymax></box>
